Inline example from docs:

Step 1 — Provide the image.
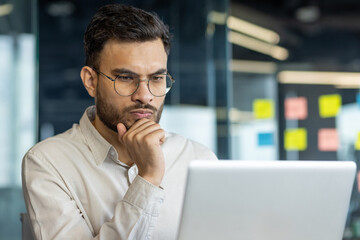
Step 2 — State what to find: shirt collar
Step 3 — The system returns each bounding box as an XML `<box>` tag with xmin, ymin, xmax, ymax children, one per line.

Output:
<box><xmin>79</xmin><ymin>105</ymin><xmax>113</xmax><ymax>166</ymax></box>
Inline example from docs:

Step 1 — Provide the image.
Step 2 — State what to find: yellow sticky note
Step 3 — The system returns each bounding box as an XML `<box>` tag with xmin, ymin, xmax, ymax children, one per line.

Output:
<box><xmin>355</xmin><ymin>132</ymin><xmax>360</xmax><ymax>150</ymax></box>
<box><xmin>253</xmin><ymin>99</ymin><xmax>274</xmax><ymax>119</ymax></box>
<box><xmin>284</xmin><ymin>128</ymin><xmax>307</xmax><ymax>151</ymax></box>
<box><xmin>319</xmin><ymin>94</ymin><xmax>341</xmax><ymax>118</ymax></box>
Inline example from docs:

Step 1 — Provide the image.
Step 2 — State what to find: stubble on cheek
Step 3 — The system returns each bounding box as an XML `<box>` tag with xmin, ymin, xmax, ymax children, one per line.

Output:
<box><xmin>96</xmin><ymin>97</ymin><xmax>164</xmax><ymax>132</ymax></box>
<box><xmin>95</xmin><ymin>82</ymin><xmax>165</xmax><ymax>132</ymax></box>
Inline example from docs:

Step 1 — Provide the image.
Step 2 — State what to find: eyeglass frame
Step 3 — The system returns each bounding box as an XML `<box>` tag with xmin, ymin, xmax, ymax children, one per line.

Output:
<box><xmin>92</xmin><ymin>67</ymin><xmax>175</xmax><ymax>97</ymax></box>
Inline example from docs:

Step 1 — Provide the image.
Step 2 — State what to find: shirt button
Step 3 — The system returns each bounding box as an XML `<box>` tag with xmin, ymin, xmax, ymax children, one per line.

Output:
<box><xmin>109</xmin><ymin>149</ymin><xmax>116</xmax><ymax>157</ymax></box>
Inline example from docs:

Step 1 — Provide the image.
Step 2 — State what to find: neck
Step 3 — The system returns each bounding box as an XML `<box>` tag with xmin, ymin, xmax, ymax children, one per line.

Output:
<box><xmin>92</xmin><ymin>115</ymin><xmax>134</xmax><ymax>166</ymax></box>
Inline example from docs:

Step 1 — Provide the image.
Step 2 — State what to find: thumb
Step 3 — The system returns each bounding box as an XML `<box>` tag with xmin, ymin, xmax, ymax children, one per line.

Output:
<box><xmin>117</xmin><ymin>123</ymin><xmax>127</xmax><ymax>141</ymax></box>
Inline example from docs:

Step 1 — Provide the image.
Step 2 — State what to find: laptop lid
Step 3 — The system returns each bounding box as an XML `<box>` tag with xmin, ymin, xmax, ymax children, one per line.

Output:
<box><xmin>177</xmin><ymin>160</ymin><xmax>356</xmax><ymax>240</ymax></box>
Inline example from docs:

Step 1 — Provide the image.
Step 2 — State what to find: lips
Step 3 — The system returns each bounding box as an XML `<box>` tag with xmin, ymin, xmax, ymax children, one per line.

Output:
<box><xmin>130</xmin><ymin>109</ymin><xmax>153</xmax><ymax>119</ymax></box>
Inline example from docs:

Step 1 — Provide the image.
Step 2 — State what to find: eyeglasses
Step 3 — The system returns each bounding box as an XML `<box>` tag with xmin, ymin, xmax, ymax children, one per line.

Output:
<box><xmin>93</xmin><ymin>68</ymin><xmax>175</xmax><ymax>97</ymax></box>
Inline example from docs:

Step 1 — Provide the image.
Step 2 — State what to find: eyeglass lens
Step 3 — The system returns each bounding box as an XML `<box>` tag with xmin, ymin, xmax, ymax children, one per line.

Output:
<box><xmin>114</xmin><ymin>75</ymin><xmax>173</xmax><ymax>97</ymax></box>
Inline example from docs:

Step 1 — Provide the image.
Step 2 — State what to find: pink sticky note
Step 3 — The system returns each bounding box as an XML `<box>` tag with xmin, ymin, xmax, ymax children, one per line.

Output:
<box><xmin>318</xmin><ymin>128</ymin><xmax>338</xmax><ymax>151</ymax></box>
<box><xmin>284</xmin><ymin>97</ymin><xmax>308</xmax><ymax>120</ymax></box>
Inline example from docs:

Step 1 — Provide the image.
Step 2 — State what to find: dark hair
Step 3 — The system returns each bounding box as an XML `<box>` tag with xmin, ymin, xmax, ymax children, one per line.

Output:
<box><xmin>84</xmin><ymin>4</ymin><xmax>171</xmax><ymax>68</ymax></box>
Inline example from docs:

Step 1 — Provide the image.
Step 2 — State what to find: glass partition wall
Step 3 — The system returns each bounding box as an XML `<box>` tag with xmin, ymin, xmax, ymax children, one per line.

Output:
<box><xmin>0</xmin><ymin>0</ymin><xmax>37</xmax><ymax>239</ymax></box>
<box><xmin>229</xmin><ymin>1</ymin><xmax>360</xmax><ymax>238</ymax></box>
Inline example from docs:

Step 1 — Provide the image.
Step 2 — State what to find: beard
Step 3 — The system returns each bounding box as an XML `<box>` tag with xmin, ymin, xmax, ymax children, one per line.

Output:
<box><xmin>95</xmin><ymin>87</ymin><xmax>164</xmax><ymax>133</ymax></box>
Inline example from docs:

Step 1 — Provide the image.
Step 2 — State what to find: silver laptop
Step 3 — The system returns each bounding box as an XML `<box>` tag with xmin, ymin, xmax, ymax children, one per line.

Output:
<box><xmin>177</xmin><ymin>160</ymin><xmax>356</xmax><ymax>240</ymax></box>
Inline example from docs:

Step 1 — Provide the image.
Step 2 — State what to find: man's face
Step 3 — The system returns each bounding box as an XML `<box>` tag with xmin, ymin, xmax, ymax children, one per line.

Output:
<box><xmin>95</xmin><ymin>38</ymin><xmax>167</xmax><ymax>131</ymax></box>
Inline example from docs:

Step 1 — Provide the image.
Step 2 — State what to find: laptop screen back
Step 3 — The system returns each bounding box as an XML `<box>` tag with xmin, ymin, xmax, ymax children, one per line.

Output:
<box><xmin>177</xmin><ymin>160</ymin><xmax>356</xmax><ymax>240</ymax></box>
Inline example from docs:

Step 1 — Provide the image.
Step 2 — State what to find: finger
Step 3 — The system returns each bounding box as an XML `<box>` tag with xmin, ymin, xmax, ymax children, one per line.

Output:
<box><xmin>126</xmin><ymin>120</ymin><xmax>160</xmax><ymax>139</ymax></box>
<box><xmin>123</xmin><ymin>123</ymin><xmax>164</xmax><ymax>150</ymax></box>
<box><xmin>133</xmin><ymin>124</ymin><xmax>164</xmax><ymax>144</ymax></box>
<box><xmin>128</xmin><ymin>118</ymin><xmax>152</xmax><ymax>131</ymax></box>
<box><xmin>119</xmin><ymin>119</ymin><xmax>151</xmax><ymax>140</ymax></box>
<box><xmin>117</xmin><ymin>123</ymin><xmax>127</xmax><ymax>142</ymax></box>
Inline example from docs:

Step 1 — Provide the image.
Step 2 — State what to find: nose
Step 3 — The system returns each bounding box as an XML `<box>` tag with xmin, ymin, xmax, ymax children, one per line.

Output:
<box><xmin>130</xmin><ymin>80</ymin><xmax>154</xmax><ymax>104</ymax></box>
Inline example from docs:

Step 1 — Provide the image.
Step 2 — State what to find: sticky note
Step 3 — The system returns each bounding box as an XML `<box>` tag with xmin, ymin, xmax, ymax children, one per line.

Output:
<box><xmin>253</xmin><ymin>99</ymin><xmax>274</xmax><ymax>119</ymax></box>
<box><xmin>318</xmin><ymin>94</ymin><xmax>341</xmax><ymax>118</ymax></box>
<box><xmin>284</xmin><ymin>97</ymin><xmax>308</xmax><ymax>120</ymax></box>
<box><xmin>355</xmin><ymin>132</ymin><xmax>360</xmax><ymax>150</ymax></box>
<box><xmin>357</xmin><ymin>93</ymin><xmax>360</xmax><ymax>108</ymax></box>
<box><xmin>284</xmin><ymin>128</ymin><xmax>307</xmax><ymax>151</ymax></box>
<box><xmin>258</xmin><ymin>132</ymin><xmax>274</xmax><ymax>146</ymax></box>
<box><xmin>318</xmin><ymin>128</ymin><xmax>338</xmax><ymax>151</ymax></box>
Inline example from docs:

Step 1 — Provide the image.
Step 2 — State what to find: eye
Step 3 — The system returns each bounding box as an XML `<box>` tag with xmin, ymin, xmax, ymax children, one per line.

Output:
<box><xmin>116</xmin><ymin>75</ymin><xmax>135</xmax><ymax>82</ymax></box>
<box><xmin>151</xmin><ymin>75</ymin><xmax>166</xmax><ymax>82</ymax></box>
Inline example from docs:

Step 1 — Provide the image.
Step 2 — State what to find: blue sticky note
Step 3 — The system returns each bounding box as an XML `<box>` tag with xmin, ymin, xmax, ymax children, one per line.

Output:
<box><xmin>357</xmin><ymin>93</ymin><xmax>360</xmax><ymax>108</ymax></box>
<box><xmin>258</xmin><ymin>132</ymin><xmax>274</xmax><ymax>146</ymax></box>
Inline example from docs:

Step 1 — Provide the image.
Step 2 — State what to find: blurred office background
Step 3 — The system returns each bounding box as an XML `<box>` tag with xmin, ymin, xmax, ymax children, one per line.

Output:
<box><xmin>2</xmin><ymin>0</ymin><xmax>360</xmax><ymax>239</ymax></box>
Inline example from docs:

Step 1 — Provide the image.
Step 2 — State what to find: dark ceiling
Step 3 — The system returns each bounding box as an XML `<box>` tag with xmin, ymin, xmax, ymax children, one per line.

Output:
<box><xmin>233</xmin><ymin>0</ymin><xmax>360</xmax><ymax>18</ymax></box>
<box><xmin>231</xmin><ymin>0</ymin><xmax>360</xmax><ymax>64</ymax></box>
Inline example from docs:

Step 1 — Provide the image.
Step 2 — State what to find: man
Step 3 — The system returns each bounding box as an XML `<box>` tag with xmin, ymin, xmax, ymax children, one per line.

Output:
<box><xmin>22</xmin><ymin>3</ymin><xmax>217</xmax><ymax>240</ymax></box>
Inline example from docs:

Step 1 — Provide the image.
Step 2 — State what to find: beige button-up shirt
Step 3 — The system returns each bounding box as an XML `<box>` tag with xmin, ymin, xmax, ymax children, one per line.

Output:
<box><xmin>22</xmin><ymin>106</ymin><xmax>217</xmax><ymax>240</ymax></box>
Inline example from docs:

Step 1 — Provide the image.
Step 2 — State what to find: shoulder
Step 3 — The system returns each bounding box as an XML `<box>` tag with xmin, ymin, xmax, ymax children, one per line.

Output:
<box><xmin>23</xmin><ymin>124</ymin><xmax>85</xmax><ymax>166</ymax></box>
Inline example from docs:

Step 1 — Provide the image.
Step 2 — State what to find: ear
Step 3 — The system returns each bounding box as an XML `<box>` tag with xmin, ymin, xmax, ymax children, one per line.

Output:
<box><xmin>80</xmin><ymin>66</ymin><xmax>97</xmax><ymax>98</ymax></box>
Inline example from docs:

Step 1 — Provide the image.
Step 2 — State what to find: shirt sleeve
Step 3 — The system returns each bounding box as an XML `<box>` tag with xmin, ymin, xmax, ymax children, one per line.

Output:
<box><xmin>22</xmin><ymin>151</ymin><xmax>165</xmax><ymax>240</ymax></box>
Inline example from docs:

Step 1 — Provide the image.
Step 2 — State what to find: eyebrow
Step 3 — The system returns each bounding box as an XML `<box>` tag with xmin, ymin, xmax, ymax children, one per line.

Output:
<box><xmin>151</xmin><ymin>68</ymin><xmax>167</xmax><ymax>75</ymax></box>
<box><xmin>111</xmin><ymin>68</ymin><xmax>167</xmax><ymax>77</ymax></box>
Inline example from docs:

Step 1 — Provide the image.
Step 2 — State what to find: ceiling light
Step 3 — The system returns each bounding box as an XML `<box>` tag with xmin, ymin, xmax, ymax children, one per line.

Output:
<box><xmin>278</xmin><ymin>71</ymin><xmax>360</xmax><ymax>87</ymax></box>
<box><xmin>208</xmin><ymin>11</ymin><xmax>280</xmax><ymax>44</ymax></box>
<box><xmin>335</xmin><ymin>85</ymin><xmax>360</xmax><ymax>89</ymax></box>
<box><xmin>228</xmin><ymin>31</ymin><xmax>288</xmax><ymax>61</ymax></box>
<box><xmin>207</xmin><ymin>11</ymin><xmax>227</xmax><ymax>25</ymax></box>
<box><xmin>231</xmin><ymin>60</ymin><xmax>277</xmax><ymax>74</ymax></box>
<box><xmin>47</xmin><ymin>1</ymin><xmax>75</xmax><ymax>17</ymax></box>
<box><xmin>0</xmin><ymin>4</ymin><xmax>13</xmax><ymax>17</ymax></box>
<box><xmin>295</xmin><ymin>6</ymin><xmax>320</xmax><ymax>23</ymax></box>
<box><xmin>227</xmin><ymin>16</ymin><xmax>280</xmax><ymax>44</ymax></box>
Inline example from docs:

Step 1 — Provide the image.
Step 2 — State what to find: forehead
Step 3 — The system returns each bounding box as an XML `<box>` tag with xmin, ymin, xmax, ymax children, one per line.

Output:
<box><xmin>98</xmin><ymin>38</ymin><xmax>168</xmax><ymax>72</ymax></box>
